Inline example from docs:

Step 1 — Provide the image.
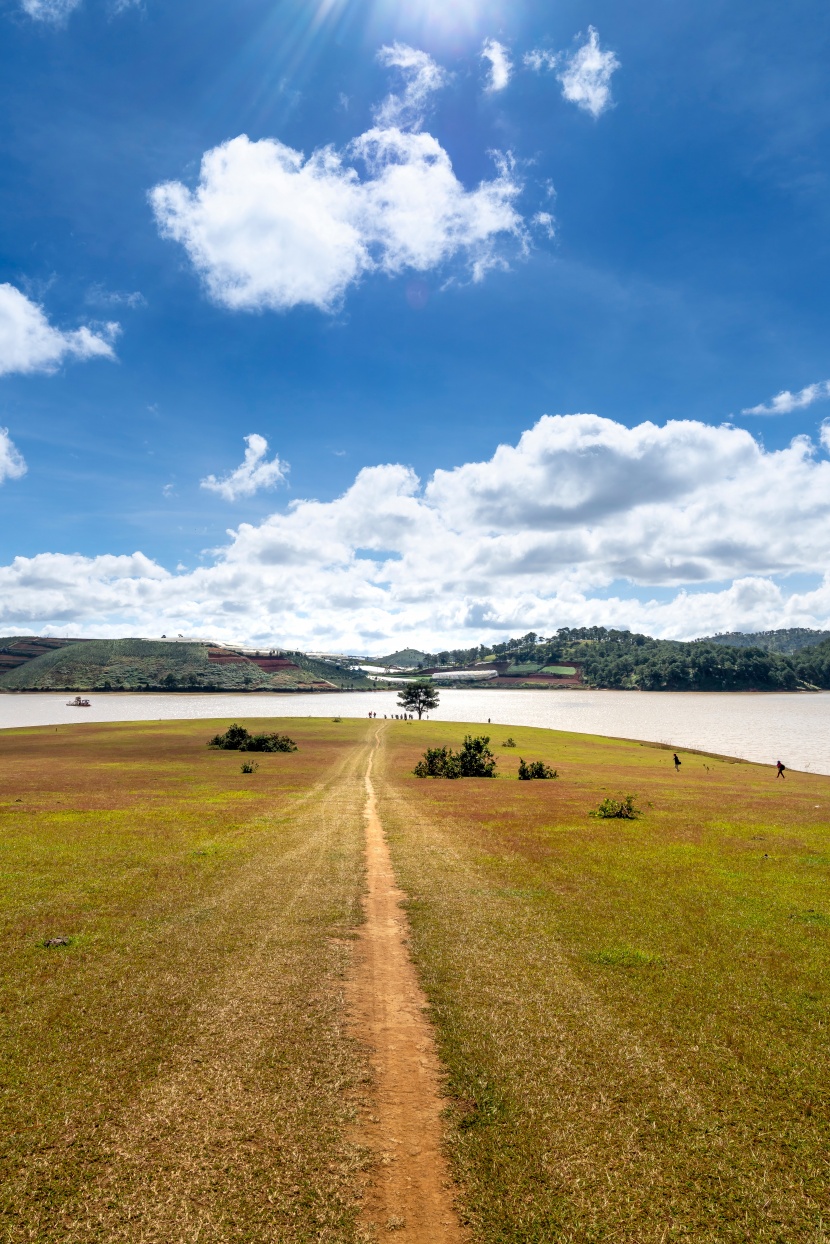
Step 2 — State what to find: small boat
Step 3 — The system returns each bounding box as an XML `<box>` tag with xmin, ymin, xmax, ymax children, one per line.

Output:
<box><xmin>66</xmin><ymin>696</ymin><xmax>91</xmax><ymax>707</ymax></box>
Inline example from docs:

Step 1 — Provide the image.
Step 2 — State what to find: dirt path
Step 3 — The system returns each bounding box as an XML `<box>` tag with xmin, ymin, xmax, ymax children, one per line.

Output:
<box><xmin>348</xmin><ymin>732</ymin><xmax>467</xmax><ymax>1243</ymax></box>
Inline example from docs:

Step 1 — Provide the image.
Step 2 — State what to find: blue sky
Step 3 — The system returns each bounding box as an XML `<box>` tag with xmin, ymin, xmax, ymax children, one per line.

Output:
<box><xmin>1</xmin><ymin>0</ymin><xmax>830</xmax><ymax>649</ymax></box>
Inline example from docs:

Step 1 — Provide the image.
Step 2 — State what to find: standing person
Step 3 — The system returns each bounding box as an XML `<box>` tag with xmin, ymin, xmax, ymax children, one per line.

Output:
<box><xmin>776</xmin><ymin>760</ymin><xmax>786</xmax><ymax>779</ymax></box>
<box><xmin>673</xmin><ymin>752</ymin><xmax>681</xmax><ymax>772</ymax></box>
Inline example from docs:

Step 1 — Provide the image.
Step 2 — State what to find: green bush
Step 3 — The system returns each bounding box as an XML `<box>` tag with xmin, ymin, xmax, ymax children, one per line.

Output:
<box><xmin>413</xmin><ymin>735</ymin><xmax>497</xmax><ymax>779</ymax></box>
<box><xmin>208</xmin><ymin>723</ymin><xmax>298</xmax><ymax>753</ymax></box>
<box><xmin>240</xmin><ymin>760</ymin><xmax>259</xmax><ymax>774</ymax></box>
<box><xmin>502</xmin><ymin>737</ymin><xmax>517</xmax><ymax>748</ymax></box>
<box><xmin>590</xmin><ymin>793</ymin><xmax>640</xmax><ymax>819</ymax></box>
<box><xmin>517</xmin><ymin>758</ymin><xmax>558</xmax><ymax>780</ymax></box>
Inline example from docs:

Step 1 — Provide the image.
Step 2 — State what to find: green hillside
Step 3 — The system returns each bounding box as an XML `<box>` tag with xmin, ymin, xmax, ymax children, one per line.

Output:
<box><xmin>417</xmin><ymin>626</ymin><xmax>830</xmax><ymax>691</ymax></box>
<box><xmin>0</xmin><ymin>639</ymin><xmax>373</xmax><ymax>693</ymax></box>
<box><xmin>372</xmin><ymin>648</ymin><xmax>431</xmax><ymax>668</ymax></box>
<box><xmin>700</xmin><ymin>628</ymin><xmax>830</xmax><ymax>654</ymax></box>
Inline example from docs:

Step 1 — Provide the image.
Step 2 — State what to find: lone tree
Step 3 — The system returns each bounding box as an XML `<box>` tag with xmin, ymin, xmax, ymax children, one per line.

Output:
<box><xmin>397</xmin><ymin>679</ymin><xmax>439</xmax><ymax>719</ymax></box>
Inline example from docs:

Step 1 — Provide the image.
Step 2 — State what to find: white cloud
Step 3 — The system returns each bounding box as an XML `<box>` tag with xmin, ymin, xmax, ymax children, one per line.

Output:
<box><xmin>200</xmin><ymin>434</ymin><xmax>288</xmax><ymax>502</ymax></box>
<box><xmin>523</xmin><ymin>48</ymin><xmax>558</xmax><ymax>72</ymax></box>
<box><xmin>742</xmin><ymin>380</ymin><xmax>830</xmax><ymax>416</ymax></box>
<box><xmin>482</xmin><ymin>39</ymin><xmax>512</xmax><ymax>93</ymax></box>
<box><xmin>527</xmin><ymin>27</ymin><xmax>620</xmax><ymax>118</ymax></box>
<box><xmin>19</xmin><ymin>0</ymin><xmax>81</xmax><ymax>20</ymax></box>
<box><xmin>533</xmin><ymin>211</ymin><xmax>555</xmax><ymax>238</ymax></box>
<box><xmin>151</xmin><ymin>129</ymin><xmax>524</xmax><ymax>313</ymax></box>
<box><xmin>0</xmin><ymin>284</ymin><xmax>119</xmax><ymax>377</ymax></box>
<box><xmin>0</xmin><ymin>429</ymin><xmax>26</xmax><ymax>485</ymax></box>
<box><xmin>86</xmin><ymin>284</ymin><xmax>146</xmax><ymax>309</ymax></box>
<box><xmin>374</xmin><ymin>43</ymin><xmax>448</xmax><ymax>128</ymax></box>
<box><xmin>7</xmin><ymin>414</ymin><xmax>830</xmax><ymax>648</ymax></box>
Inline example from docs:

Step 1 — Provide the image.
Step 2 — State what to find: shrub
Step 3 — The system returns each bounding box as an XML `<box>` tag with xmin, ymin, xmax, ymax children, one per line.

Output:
<box><xmin>590</xmin><ymin>793</ymin><xmax>640</xmax><ymax>819</ymax></box>
<box><xmin>240</xmin><ymin>760</ymin><xmax>259</xmax><ymax>774</ymax></box>
<box><xmin>517</xmin><ymin>758</ymin><xmax>558</xmax><ymax>780</ymax></box>
<box><xmin>209</xmin><ymin>724</ymin><xmax>297</xmax><ymax>752</ymax></box>
<box><xmin>413</xmin><ymin>735</ymin><xmax>497</xmax><ymax>779</ymax></box>
<box><xmin>413</xmin><ymin>746</ymin><xmax>460</xmax><ymax>778</ymax></box>
<box><xmin>502</xmin><ymin>737</ymin><xmax>517</xmax><ymax>748</ymax></box>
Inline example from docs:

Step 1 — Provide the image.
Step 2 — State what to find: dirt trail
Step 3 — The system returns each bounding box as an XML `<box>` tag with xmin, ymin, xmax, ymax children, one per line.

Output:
<box><xmin>348</xmin><ymin>732</ymin><xmax>467</xmax><ymax>1242</ymax></box>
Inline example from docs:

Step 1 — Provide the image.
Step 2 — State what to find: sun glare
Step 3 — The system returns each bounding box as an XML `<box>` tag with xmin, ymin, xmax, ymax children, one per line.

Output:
<box><xmin>367</xmin><ymin>0</ymin><xmax>510</xmax><ymax>47</ymax></box>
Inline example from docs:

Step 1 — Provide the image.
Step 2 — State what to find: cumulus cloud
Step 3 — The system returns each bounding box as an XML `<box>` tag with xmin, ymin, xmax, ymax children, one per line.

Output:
<box><xmin>151</xmin><ymin>134</ymin><xmax>523</xmax><ymax>312</ymax></box>
<box><xmin>0</xmin><ymin>429</ymin><xmax>26</xmax><ymax>485</ymax></box>
<box><xmin>150</xmin><ymin>47</ymin><xmax>524</xmax><ymax>313</ymax></box>
<box><xmin>482</xmin><ymin>39</ymin><xmax>512</xmax><ymax>92</ymax></box>
<box><xmin>19</xmin><ymin>0</ymin><xmax>81</xmax><ymax>20</ymax></box>
<box><xmin>0</xmin><ymin>284</ymin><xmax>119</xmax><ymax>377</ymax></box>
<box><xmin>742</xmin><ymin>380</ymin><xmax>830</xmax><ymax>416</ymax></box>
<box><xmin>7</xmin><ymin>414</ymin><xmax>830</xmax><ymax>648</ymax></box>
<box><xmin>200</xmin><ymin>434</ymin><xmax>288</xmax><ymax>502</ymax></box>
<box><xmin>374</xmin><ymin>43</ymin><xmax>448</xmax><ymax>128</ymax></box>
<box><xmin>527</xmin><ymin>27</ymin><xmax>619</xmax><ymax>118</ymax></box>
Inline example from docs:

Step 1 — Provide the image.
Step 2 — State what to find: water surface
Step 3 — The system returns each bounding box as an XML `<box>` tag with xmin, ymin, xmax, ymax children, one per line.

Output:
<box><xmin>1</xmin><ymin>688</ymin><xmax>828</xmax><ymax>774</ymax></box>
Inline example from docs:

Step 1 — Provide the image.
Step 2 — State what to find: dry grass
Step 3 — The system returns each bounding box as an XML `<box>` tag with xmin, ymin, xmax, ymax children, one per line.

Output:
<box><xmin>0</xmin><ymin>717</ymin><xmax>374</xmax><ymax>1243</ymax></box>
<box><xmin>6</xmin><ymin>714</ymin><xmax>829</xmax><ymax>1242</ymax></box>
<box><xmin>376</xmin><ymin>721</ymin><xmax>830</xmax><ymax>1243</ymax></box>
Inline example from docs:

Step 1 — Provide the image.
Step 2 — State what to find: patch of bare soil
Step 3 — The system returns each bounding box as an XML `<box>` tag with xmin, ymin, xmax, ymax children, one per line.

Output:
<box><xmin>347</xmin><ymin>732</ymin><xmax>467</xmax><ymax>1243</ymax></box>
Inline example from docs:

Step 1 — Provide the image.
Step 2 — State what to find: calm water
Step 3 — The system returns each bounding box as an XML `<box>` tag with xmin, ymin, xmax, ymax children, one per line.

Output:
<box><xmin>1</xmin><ymin>688</ymin><xmax>828</xmax><ymax>774</ymax></box>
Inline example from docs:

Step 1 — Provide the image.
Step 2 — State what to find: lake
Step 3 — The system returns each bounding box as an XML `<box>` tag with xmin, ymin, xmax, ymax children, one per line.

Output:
<box><xmin>1</xmin><ymin>687</ymin><xmax>828</xmax><ymax>774</ymax></box>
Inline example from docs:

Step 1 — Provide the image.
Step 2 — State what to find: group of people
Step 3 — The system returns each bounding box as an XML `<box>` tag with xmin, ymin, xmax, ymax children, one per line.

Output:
<box><xmin>367</xmin><ymin>711</ymin><xmax>414</xmax><ymax>720</ymax></box>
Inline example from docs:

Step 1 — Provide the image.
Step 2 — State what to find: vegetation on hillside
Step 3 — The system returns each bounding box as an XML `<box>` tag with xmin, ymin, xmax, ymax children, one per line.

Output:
<box><xmin>409</xmin><ymin>626</ymin><xmax>830</xmax><ymax>691</ymax></box>
<box><xmin>7</xmin><ymin>626</ymin><xmax>830</xmax><ymax>694</ymax></box>
<box><xmin>0</xmin><ymin>639</ymin><xmax>373</xmax><ymax>692</ymax></box>
<box><xmin>700</xmin><ymin>627</ymin><xmax>830</xmax><ymax>653</ymax></box>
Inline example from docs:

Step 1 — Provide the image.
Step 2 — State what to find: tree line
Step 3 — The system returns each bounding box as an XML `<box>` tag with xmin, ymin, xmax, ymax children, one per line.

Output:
<box><xmin>415</xmin><ymin>627</ymin><xmax>830</xmax><ymax>692</ymax></box>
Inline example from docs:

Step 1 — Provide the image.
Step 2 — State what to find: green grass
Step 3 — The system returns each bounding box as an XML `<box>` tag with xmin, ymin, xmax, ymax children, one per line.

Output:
<box><xmin>376</xmin><ymin>721</ymin><xmax>830</xmax><ymax>1242</ymax></box>
<box><xmin>0</xmin><ymin>717</ymin><xmax>373</xmax><ymax>1243</ymax></box>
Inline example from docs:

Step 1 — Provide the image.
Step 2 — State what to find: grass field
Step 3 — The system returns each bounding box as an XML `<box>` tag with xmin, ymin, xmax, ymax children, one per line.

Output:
<box><xmin>377</xmin><ymin>723</ymin><xmax>830</xmax><ymax>1243</ymax></box>
<box><xmin>0</xmin><ymin>717</ymin><xmax>373</xmax><ymax>1243</ymax></box>
<box><xmin>1</xmin><ymin>716</ymin><xmax>829</xmax><ymax>1242</ymax></box>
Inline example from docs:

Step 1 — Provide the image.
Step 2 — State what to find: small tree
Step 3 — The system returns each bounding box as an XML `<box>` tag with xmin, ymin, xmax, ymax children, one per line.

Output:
<box><xmin>413</xmin><ymin>735</ymin><xmax>496</xmax><ymax>779</ymax></box>
<box><xmin>456</xmin><ymin>735</ymin><xmax>497</xmax><ymax>777</ymax></box>
<box><xmin>397</xmin><ymin>679</ymin><xmax>439</xmax><ymax>719</ymax></box>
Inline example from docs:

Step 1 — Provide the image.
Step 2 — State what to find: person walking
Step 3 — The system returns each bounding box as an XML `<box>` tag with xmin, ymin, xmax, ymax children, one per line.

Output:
<box><xmin>673</xmin><ymin>752</ymin><xmax>681</xmax><ymax>772</ymax></box>
<box><xmin>776</xmin><ymin>760</ymin><xmax>786</xmax><ymax>779</ymax></box>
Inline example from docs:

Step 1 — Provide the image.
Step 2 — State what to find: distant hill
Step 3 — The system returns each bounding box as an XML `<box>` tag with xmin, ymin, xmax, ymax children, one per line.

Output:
<box><xmin>372</xmin><ymin>648</ymin><xmax>431</xmax><ymax>668</ymax></box>
<box><xmin>0</xmin><ymin>638</ymin><xmax>374</xmax><ymax>693</ymax></box>
<box><xmin>697</xmin><ymin>628</ymin><xmax>830</xmax><ymax>655</ymax></box>
<box><xmin>415</xmin><ymin>626</ymin><xmax>830</xmax><ymax>691</ymax></box>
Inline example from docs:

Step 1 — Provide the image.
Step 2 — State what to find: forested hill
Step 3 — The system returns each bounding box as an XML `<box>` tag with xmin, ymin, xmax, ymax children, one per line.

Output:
<box><xmin>699</xmin><ymin>628</ymin><xmax>830</xmax><ymax>654</ymax></box>
<box><xmin>413</xmin><ymin>627</ymin><xmax>830</xmax><ymax>691</ymax></box>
